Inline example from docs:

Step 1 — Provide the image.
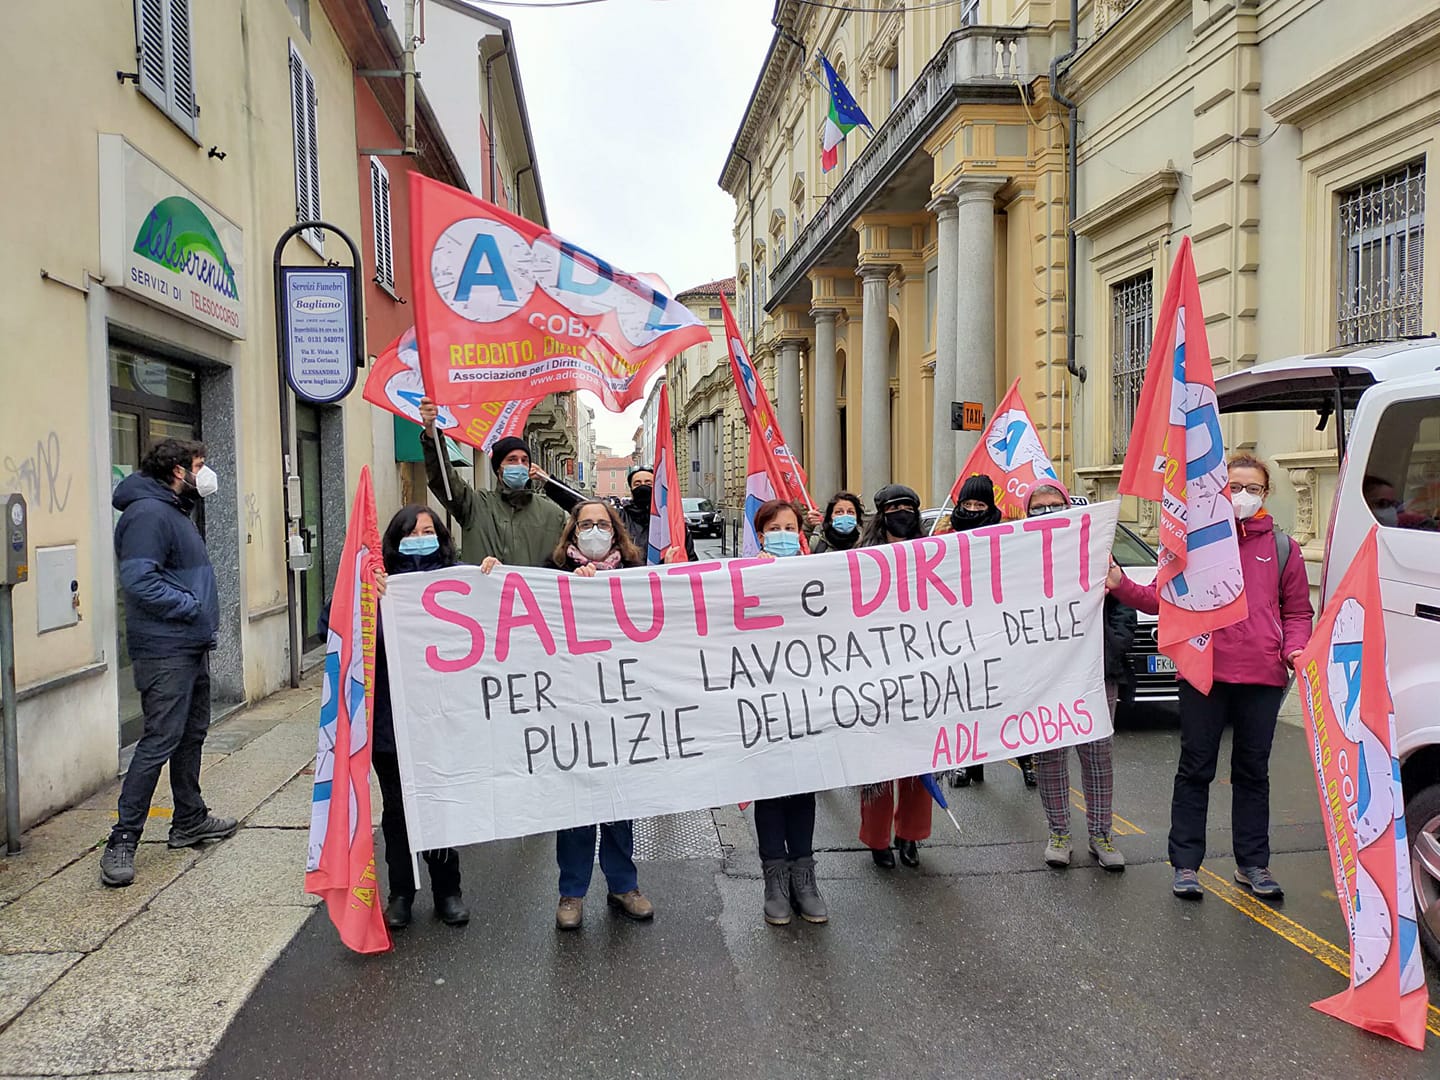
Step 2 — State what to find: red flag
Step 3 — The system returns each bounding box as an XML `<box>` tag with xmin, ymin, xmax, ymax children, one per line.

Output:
<box><xmin>409</xmin><ymin>174</ymin><xmax>710</xmax><ymax>409</ymax></box>
<box><xmin>1297</xmin><ymin>528</ymin><xmax>1429</xmax><ymax>1049</ymax></box>
<box><xmin>718</xmin><ymin>293</ymin><xmax>811</xmax><ymax>508</ymax></box>
<box><xmin>305</xmin><ymin>467</ymin><xmax>390</xmax><ymax>954</ymax></box>
<box><xmin>948</xmin><ymin>378</ymin><xmax>1059</xmax><ymax>520</ymax></box>
<box><xmin>647</xmin><ymin>383</ymin><xmax>687</xmax><ymax>564</ymax></box>
<box><xmin>1117</xmin><ymin>236</ymin><xmax>1246</xmax><ymax>693</ymax></box>
<box><xmin>363</xmin><ymin>326</ymin><xmax>536</xmax><ymax>452</ymax></box>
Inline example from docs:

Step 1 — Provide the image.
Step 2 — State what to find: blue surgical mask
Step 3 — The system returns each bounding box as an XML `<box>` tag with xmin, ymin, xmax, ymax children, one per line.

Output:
<box><xmin>501</xmin><ymin>464</ymin><xmax>530</xmax><ymax>490</ymax></box>
<box><xmin>398</xmin><ymin>535</ymin><xmax>440</xmax><ymax>556</ymax></box>
<box><xmin>763</xmin><ymin>531</ymin><xmax>801</xmax><ymax>558</ymax></box>
<box><xmin>830</xmin><ymin>513</ymin><xmax>857</xmax><ymax>535</ymax></box>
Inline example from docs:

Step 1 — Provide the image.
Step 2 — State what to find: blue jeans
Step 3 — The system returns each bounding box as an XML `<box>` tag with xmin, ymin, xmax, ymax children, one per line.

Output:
<box><xmin>556</xmin><ymin>821</ymin><xmax>638</xmax><ymax>898</ymax></box>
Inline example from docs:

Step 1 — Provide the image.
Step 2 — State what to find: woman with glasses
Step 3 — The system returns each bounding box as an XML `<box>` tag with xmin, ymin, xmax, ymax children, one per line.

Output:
<box><xmin>1026</xmin><ymin>484</ymin><xmax>1130</xmax><ymax>872</ymax></box>
<box><xmin>1108</xmin><ymin>455</ymin><xmax>1313</xmax><ymax>902</ymax></box>
<box><xmin>545</xmin><ymin>500</ymin><xmax>657</xmax><ymax>931</ymax></box>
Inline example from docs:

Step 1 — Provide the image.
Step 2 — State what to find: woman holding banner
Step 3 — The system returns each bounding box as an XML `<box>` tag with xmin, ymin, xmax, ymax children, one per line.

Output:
<box><xmin>1108</xmin><ymin>455</ymin><xmax>1313</xmax><ymax>901</ymax></box>
<box><xmin>545</xmin><ymin>501</ymin><xmax>658</xmax><ymax>930</ymax></box>
<box><xmin>750</xmin><ymin>498</ymin><xmax>830</xmax><ymax>926</ymax></box>
<box><xmin>1026</xmin><ymin>483</ymin><xmax>1129</xmax><ymax>872</ymax></box>
<box><xmin>856</xmin><ymin>485</ymin><xmax>935</xmax><ymax>869</ymax></box>
<box><xmin>807</xmin><ymin>491</ymin><xmax>866</xmax><ymax>554</ymax></box>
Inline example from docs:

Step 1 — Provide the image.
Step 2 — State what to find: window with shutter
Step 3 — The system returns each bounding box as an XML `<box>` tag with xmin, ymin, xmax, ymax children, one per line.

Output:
<box><xmin>289</xmin><ymin>42</ymin><xmax>323</xmax><ymax>254</ymax></box>
<box><xmin>370</xmin><ymin>157</ymin><xmax>395</xmax><ymax>291</ymax></box>
<box><xmin>133</xmin><ymin>0</ymin><xmax>198</xmax><ymax>139</ymax></box>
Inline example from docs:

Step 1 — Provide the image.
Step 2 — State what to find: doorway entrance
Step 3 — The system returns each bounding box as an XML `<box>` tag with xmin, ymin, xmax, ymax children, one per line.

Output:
<box><xmin>108</xmin><ymin>347</ymin><xmax>201</xmax><ymax>747</ymax></box>
<box><xmin>296</xmin><ymin>403</ymin><xmax>327</xmax><ymax>650</ymax></box>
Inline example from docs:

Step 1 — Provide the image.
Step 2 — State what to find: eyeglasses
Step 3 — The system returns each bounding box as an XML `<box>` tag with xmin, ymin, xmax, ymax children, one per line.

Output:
<box><xmin>577</xmin><ymin>523</ymin><xmax>613</xmax><ymax>535</ymax></box>
<box><xmin>1028</xmin><ymin>503</ymin><xmax>1066</xmax><ymax>516</ymax></box>
<box><xmin>1228</xmin><ymin>483</ymin><xmax>1267</xmax><ymax>497</ymax></box>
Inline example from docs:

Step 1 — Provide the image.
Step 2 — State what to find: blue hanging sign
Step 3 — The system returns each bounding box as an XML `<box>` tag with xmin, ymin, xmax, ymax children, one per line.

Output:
<box><xmin>280</xmin><ymin>266</ymin><xmax>358</xmax><ymax>404</ymax></box>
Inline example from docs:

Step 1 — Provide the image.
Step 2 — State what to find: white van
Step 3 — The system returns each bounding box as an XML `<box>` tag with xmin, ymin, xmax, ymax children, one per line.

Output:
<box><xmin>1216</xmin><ymin>339</ymin><xmax>1440</xmax><ymax>962</ymax></box>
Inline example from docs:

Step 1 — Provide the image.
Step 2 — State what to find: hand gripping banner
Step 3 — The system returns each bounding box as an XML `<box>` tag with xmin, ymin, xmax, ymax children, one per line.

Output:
<box><xmin>1117</xmin><ymin>236</ymin><xmax>1247</xmax><ymax>693</ymax></box>
<box><xmin>410</xmin><ymin>174</ymin><xmax>710</xmax><ymax>410</ymax></box>
<box><xmin>1296</xmin><ymin>528</ymin><xmax>1429</xmax><ymax>1050</ymax></box>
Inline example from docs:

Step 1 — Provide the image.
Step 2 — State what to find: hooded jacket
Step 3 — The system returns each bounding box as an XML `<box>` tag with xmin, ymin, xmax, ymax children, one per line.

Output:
<box><xmin>1110</xmin><ymin>512</ymin><xmax>1313</xmax><ymax>688</ymax></box>
<box><xmin>422</xmin><ymin>429</ymin><xmax>567</xmax><ymax>567</ymax></box>
<box><xmin>112</xmin><ymin>472</ymin><xmax>219</xmax><ymax>658</ymax></box>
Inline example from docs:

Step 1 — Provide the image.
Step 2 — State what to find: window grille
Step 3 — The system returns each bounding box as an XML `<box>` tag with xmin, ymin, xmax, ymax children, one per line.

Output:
<box><xmin>1111</xmin><ymin>271</ymin><xmax>1153</xmax><ymax>464</ymax></box>
<box><xmin>1337</xmin><ymin>160</ymin><xmax>1425</xmax><ymax>346</ymax></box>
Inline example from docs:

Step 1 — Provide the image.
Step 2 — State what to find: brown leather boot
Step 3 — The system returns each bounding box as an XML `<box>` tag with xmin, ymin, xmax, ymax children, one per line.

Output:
<box><xmin>556</xmin><ymin>896</ymin><xmax>583</xmax><ymax>931</ymax></box>
<box><xmin>607</xmin><ymin>889</ymin><xmax>655</xmax><ymax>921</ymax></box>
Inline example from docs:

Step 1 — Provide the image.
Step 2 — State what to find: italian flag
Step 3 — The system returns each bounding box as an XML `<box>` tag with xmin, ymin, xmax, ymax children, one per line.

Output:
<box><xmin>819</xmin><ymin>54</ymin><xmax>871</xmax><ymax>173</ymax></box>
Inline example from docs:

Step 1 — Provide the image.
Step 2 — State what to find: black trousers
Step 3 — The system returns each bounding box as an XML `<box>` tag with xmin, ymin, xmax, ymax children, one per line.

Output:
<box><xmin>114</xmin><ymin>651</ymin><xmax>211</xmax><ymax>838</ymax></box>
<box><xmin>754</xmin><ymin>793</ymin><xmax>816</xmax><ymax>861</ymax></box>
<box><xmin>1170</xmin><ymin>681</ymin><xmax>1287</xmax><ymax>872</ymax></box>
<box><xmin>372</xmin><ymin>750</ymin><xmax>462</xmax><ymax>900</ymax></box>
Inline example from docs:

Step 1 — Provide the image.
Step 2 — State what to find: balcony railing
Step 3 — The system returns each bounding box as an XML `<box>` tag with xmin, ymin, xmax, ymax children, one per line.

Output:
<box><xmin>766</xmin><ymin>26</ymin><xmax>1042</xmax><ymax>307</ymax></box>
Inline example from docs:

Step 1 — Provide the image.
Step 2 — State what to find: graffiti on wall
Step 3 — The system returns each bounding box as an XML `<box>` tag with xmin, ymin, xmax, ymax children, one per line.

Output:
<box><xmin>4</xmin><ymin>431</ymin><xmax>72</xmax><ymax>513</ymax></box>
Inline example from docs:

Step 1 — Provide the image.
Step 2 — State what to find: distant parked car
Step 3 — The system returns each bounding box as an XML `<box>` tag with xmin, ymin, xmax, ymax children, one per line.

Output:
<box><xmin>920</xmin><ymin>505</ymin><xmax>1177</xmax><ymax>715</ymax></box>
<box><xmin>683</xmin><ymin>497</ymin><xmax>723</xmax><ymax>538</ymax></box>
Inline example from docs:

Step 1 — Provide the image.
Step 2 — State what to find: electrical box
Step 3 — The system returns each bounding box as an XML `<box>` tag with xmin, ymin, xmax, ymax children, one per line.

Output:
<box><xmin>1</xmin><ymin>494</ymin><xmax>26</xmax><ymax>585</ymax></box>
<box><xmin>35</xmin><ymin>545</ymin><xmax>78</xmax><ymax>633</ymax></box>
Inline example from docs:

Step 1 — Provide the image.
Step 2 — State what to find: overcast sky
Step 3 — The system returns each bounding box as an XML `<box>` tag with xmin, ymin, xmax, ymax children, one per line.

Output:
<box><xmin>493</xmin><ymin>0</ymin><xmax>775</xmax><ymax>453</ymax></box>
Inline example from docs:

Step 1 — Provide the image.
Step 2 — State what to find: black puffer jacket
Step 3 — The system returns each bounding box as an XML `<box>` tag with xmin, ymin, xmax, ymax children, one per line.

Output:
<box><xmin>1103</xmin><ymin>595</ymin><xmax>1138</xmax><ymax>686</ymax></box>
<box><xmin>618</xmin><ymin>503</ymin><xmax>698</xmax><ymax>561</ymax></box>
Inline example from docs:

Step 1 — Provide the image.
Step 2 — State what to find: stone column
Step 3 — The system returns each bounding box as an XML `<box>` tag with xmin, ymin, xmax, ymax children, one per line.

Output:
<box><xmin>953</xmin><ymin>177</ymin><xmax>1006</xmax><ymax>464</ymax></box>
<box><xmin>928</xmin><ymin>194</ymin><xmax>959</xmax><ymax>502</ymax></box>
<box><xmin>859</xmin><ymin>266</ymin><xmax>893</xmax><ymax>503</ymax></box>
<box><xmin>810</xmin><ymin>308</ymin><xmax>842</xmax><ymax>501</ymax></box>
<box><xmin>778</xmin><ymin>339</ymin><xmax>803</xmax><ymax>466</ymax></box>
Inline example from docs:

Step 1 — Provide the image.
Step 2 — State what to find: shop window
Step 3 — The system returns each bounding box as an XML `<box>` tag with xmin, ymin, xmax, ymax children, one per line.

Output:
<box><xmin>1362</xmin><ymin>397</ymin><xmax>1440</xmax><ymax>531</ymax></box>
<box><xmin>1110</xmin><ymin>270</ymin><xmax>1153</xmax><ymax>464</ymax></box>
<box><xmin>369</xmin><ymin>157</ymin><xmax>395</xmax><ymax>291</ymax></box>
<box><xmin>1337</xmin><ymin>159</ymin><xmax>1425</xmax><ymax>346</ymax></box>
<box><xmin>133</xmin><ymin>0</ymin><xmax>198</xmax><ymax>140</ymax></box>
<box><xmin>289</xmin><ymin>42</ymin><xmax>323</xmax><ymax>254</ymax></box>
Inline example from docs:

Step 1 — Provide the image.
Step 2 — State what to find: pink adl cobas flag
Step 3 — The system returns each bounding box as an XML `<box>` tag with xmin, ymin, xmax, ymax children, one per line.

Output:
<box><xmin>1117</xmin><ymin>236</ymin><xmax>1247</xmax><ymax>694</ymax></box>
<box><xmin>305</xmin><ymin>466</ymin><xmax>391</xmax><ymax>954</ymax></box>
<box><xmin>647</xmin><ymin>382</ymin><xmax>688</xmax><ymax>565</ymax></box>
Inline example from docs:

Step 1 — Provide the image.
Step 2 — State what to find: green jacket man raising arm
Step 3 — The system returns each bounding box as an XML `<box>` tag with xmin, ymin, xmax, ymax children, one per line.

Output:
<box><xmin>418</xmin><ymin>397</ymin><xmax>566</xmax><ymax>568</ymax></box>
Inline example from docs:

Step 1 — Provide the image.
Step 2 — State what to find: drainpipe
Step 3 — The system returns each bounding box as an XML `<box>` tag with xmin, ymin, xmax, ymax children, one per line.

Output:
<box><xmin>1050</xmin><ymin>0</ymin><xmax>1085</xmax><ymax>381</ymax></box>
<box><xmin>484</xmin><ymin>39</ymin><xmax>511</xmax><ymax>202</ymax></box>
<box><xmin>402</xmin><ymin>0</ymin><xmax>417</xmax><ymax>154</ymax></box>
<box><xmin>515</xmin><ymin>163</ymin><xmax>535</xmax><ymax>217</ymax></box>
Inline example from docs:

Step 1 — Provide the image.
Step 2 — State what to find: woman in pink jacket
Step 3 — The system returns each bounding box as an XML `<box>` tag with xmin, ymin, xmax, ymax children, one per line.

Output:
<box><xmin>1108</xmin><ymin>455</ymin><xmax>1313</xmax><ymax>902</ymax></box>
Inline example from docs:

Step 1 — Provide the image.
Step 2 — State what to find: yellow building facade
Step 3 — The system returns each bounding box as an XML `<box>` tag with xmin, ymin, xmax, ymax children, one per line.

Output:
<box><xmin>719</xmin><ymin>1</ymin><xmax>1077</xmax><ymax>511</ymax></box>
<box><xmin>1066</xmin><ymin>0</ymin><xmax>1440</xmax><ymax>578</ymax></box>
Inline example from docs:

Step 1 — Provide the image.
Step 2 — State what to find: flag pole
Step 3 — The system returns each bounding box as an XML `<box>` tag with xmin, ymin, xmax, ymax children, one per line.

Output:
<box><xmin>416</xmin><ymin>336</ymin><xmax>454</xmax><ymax>505</ymax></box>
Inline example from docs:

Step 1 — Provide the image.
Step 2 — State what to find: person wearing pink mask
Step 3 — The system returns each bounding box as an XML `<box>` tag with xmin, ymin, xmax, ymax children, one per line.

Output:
<box><xmin>1108</xmin><ymin>454</ymin><xmax>1313</xmax><ymax>902</ymax></box>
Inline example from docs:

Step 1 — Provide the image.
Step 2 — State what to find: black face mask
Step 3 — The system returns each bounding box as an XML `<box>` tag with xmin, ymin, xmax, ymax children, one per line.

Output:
<box><xmin>884</xmin><ymin>508</ymin><xmax>919</xmax><ymax>538</ymax></box>
<box><xmin>630</xmin><ymin>485</ymin><xmax>653</xmax><ymax>513</ymax></box>
<box><xmin>951</xmin><ymin>506</ymin><xmax>1000</xmax><ymax>531</ymax></box>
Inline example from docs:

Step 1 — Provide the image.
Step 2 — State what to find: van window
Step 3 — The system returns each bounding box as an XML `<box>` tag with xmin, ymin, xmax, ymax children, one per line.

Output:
<box><xmin>1361</xmin><ymin>397</ymin><xmax>1440</xmax><ymax>531</ymax></box>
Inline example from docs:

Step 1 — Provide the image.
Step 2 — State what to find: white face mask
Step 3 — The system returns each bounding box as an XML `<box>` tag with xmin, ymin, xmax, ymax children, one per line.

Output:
<box><xmin>1375</xmin><ymin>505</ymin><xmax>1400</xmax><ymax>528</ymax></box>
<box><xmin>1231</xmin><ymin>490</ymin><xmax>1262</xmax><ymax>520</ymax></box>
<box><xmin>191</xmin><ymin>465</ymin><xmax>219</xmax><ymax>499</ymax></box>
<box><xmin>576</xmin><ymin>525</ymin><xmax>613</xmax><ymax>559</ymax></box>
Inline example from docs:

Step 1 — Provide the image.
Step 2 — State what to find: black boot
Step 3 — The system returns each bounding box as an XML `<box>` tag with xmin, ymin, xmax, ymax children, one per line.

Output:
<box><xmin>870</xmin><ymin>846</ymin><xmax>896</xmax><ymax>869</ymax></box>
<box><xmin>971</xmin><ymin>763</ymin><xmax>986</xmax><ymax>783</ymax></box>
<box><xmin>949</xmin><ymin>768</ymin><xmax>971</xmax><ymax>788</ymax></box>
<box><xmin>762</xmin><ymin>859</ymin><xmax>792</xmax><ymax>925</ymax></box>
<box><xmin>384</xmin><ymin>894</ymin><xmax>413</xmax><ymax>929</ymax></box>
<box><xmin>788</xmin><ymin>857</ymin><xmax>828</xmax><ymax>924</ymax></box>
<box><xmin>896</xmin><ymin>838</ymin><xmax>920</xmax><ymax>868</ymax></box>
<box><xmin>435</xmin><ymin>893</ymin><xmax>470</xmax><ymax>926</ymax></box>
<box><xmin>1019</xmin><ymin>756</ymin><xmax>1038</xmax><ymax>788</ymax></box>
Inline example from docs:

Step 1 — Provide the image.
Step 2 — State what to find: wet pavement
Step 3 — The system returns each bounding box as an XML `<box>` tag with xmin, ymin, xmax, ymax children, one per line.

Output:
<box><xmin>199</xmin><ymin>711</ymin><xmax>1440</xmax><ymax>1080</ymax></box>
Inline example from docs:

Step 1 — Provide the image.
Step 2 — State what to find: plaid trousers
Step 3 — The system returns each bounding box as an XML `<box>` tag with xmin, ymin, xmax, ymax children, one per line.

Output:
<box><xmin>1036</xmin><ymin>683</ymin><xmax>1118</xmax><ymax>838</ymax></box>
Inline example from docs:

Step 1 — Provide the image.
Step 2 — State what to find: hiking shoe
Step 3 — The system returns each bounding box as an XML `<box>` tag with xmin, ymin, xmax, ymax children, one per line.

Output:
<box><xmin>788</xmin><ymin>857</ymin><xmax>829</xmax><ymax>924</ymax></box>
<box><xmin>607</xmin><ymin>889</ymin><xmax>655</xmax><ymax>922</ymax></box>
<box><xmin>1044</xmin><ymin>832</ymin><xmax>1071</xmax><ymax>868</ymax></box>
<box><xmin>100</xmin><ymin>832</ymin><xmax>138</xmax><ymax>888</ymax></box>
<box><xmin>1172</xmin><ymin>868</ymin><xmax>1203</xmax><ymax>899</ymax></box>
<box><xmin>1234</xmin><ymin>866</ymin><xmax>1284</xmax><ymax>900</ymax></box>
<box><xmin>556</xmin><ymin>896</ymin><xmax>583</xmax><ymax>931</ymax></box>
<box><xmin>167</xmin><ymin>814</ymin><xmax>238</xmax><ymax>848</ymax></box>
<box><xmin>1089</xmin><ymin>835</ymin><xmax>1126</xmax><ymax>872</ymax></box>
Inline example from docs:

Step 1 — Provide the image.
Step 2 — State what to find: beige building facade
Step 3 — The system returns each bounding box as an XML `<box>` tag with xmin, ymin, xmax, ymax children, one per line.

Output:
<box><xmin>667</xmin><ymin>279</ymin><xmax>737</xmax><ymax>505</ymax></box>
<box><xmin>1066</xmin><ymin>0</ymin><xmax>1439</xmax><ymax>577</ymax></box>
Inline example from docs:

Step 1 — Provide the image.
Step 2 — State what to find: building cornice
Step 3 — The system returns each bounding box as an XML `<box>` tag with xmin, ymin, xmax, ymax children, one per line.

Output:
<box><xmin>1063</xmin><ymin>0</ymin><xmax>1189</xmax><ymax>101</ymax></box>
<box><xmin>1266</xmin><ymin>5</ymin><xmax>1440</xmax><ymax>127</ymax></box>
<box><xmin>1071</xmin><ymin>167</ymin><xmax>1180</xmax><ymax>239</ymax></box>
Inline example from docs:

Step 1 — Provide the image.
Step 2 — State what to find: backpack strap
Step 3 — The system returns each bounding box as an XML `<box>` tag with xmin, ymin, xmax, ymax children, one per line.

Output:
<box><xmin>1272</xmin><ymin>524</ymin><xmax>1290</xmax><ymax>580</ymax></box>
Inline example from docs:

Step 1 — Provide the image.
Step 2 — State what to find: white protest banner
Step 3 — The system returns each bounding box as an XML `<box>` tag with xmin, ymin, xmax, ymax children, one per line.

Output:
<box><xmin>382</xmin><ymin>502</ymin><xmax>1120</xmax><ymax>850</ymax></box>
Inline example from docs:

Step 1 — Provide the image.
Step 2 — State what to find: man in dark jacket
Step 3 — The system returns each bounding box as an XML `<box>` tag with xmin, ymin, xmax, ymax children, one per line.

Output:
<box><xmin>418</xmin><ymin>398</ymin><xmax>566</xmax><ymax>567</ymax></box>
<box><xmin>101</xmin><ymin>439</ymin><xmax>236</xmax><ymax>887</ymax></box>
<box><xmin>618</xmin><ymin>465</ymin><xmax>697</xmax><ymax>562</ymax></box>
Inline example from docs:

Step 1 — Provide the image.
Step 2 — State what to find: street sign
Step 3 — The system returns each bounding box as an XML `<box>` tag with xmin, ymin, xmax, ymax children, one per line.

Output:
<box><xmin>952</xmin><ymin>401</ymin><xmax>985</xmax><ymax>431</ymax></box>
<box><xmin>279</xmin><ymin>265</ymin><xmax>358</xmax><ymax>404</ymax></box>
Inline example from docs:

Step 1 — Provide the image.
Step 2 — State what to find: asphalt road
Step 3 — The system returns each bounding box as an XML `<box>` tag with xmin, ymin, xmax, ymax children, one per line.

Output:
<box><xmin>200</xmin><ymin>707</ymin><xmax>1440</xmax><ymax>1079</ymax></box>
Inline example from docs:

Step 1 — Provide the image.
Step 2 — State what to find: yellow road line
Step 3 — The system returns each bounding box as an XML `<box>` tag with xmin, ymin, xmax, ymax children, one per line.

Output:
<box><xmin>1197</xmin><ymin>867</ymin><xmax>1440</xmax><ymax>1038</ymax></box>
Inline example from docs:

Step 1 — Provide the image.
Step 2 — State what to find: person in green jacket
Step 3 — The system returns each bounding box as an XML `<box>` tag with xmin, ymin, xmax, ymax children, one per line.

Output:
<box><xmin>418</xmin><ymin>397</ymin><xmax>567</xmax><ymax>568</ymax></box>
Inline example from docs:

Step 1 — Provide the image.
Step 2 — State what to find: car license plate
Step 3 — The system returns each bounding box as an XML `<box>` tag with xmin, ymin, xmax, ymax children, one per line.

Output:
<box><xmin>1148</xmin><ymin>655</ymin><xmax>1176</xmax><ymax>674</ymax></box>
